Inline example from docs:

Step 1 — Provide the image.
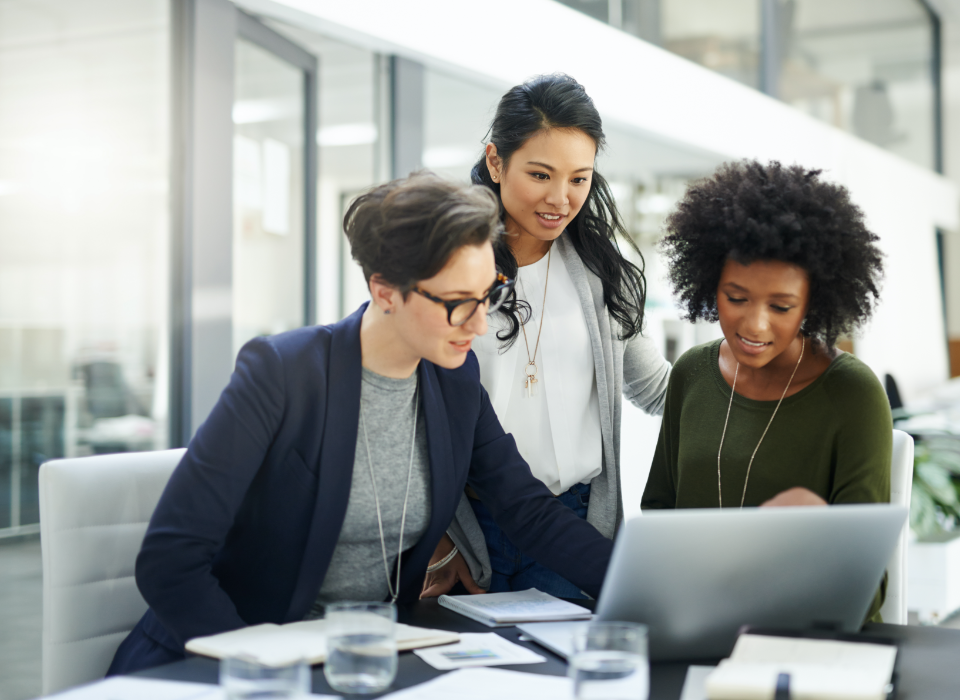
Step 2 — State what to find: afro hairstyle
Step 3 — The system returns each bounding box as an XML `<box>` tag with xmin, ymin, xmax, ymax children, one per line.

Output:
<box><xmin>660</xmin><ymin>160</ymin><xmax>883</xmax><ymax>350</ymax></box>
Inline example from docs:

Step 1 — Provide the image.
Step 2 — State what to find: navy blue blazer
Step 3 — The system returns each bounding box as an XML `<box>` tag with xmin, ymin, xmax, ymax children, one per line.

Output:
<box><xmin>110</xmin><ymin>305</ymin><xmax>613</xmax><ymax>673</ymax></box>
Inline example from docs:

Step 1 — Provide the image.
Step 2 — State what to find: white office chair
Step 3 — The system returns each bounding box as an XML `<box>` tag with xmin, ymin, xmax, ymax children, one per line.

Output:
<box><xmin>878</xmin><ymin>429</ymin><xmax>914</xmax><ymax>625</ymax></box>
<box><xmin>39</xmin><ymin>448</ymin><xmax>185</xmax><ymax>695</ymax></box>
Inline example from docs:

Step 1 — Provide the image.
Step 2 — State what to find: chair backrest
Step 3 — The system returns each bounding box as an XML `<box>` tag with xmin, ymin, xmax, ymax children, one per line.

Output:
<box><xmin>879</xmin><ymin>429</ymin><xmax>914</xmax><ymax>624</ymax></box>
<box><xmin>39</xmin><ymin>448</ymin><xmax>184</xmax><ymax>695</ymax></box>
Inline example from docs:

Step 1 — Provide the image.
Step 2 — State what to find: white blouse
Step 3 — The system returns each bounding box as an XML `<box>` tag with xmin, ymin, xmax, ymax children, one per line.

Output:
<box><xmin>473</xmin><ymin>249</ymin><xmax>603</xmax><ymax>495</ymax></box>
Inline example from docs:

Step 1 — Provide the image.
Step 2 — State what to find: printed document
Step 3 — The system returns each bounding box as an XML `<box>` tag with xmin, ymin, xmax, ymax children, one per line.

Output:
<box><xmin>413</xmin><ymin>632</ymin><xmax>546</xmax><ymax>670</ymax></box>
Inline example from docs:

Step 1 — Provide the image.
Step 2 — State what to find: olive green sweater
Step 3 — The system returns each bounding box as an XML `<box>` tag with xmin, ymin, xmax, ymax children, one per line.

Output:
<box><xmin>642</xmin><ymin>339</ymin><xmax>892</xmax><ymax>621</ymax></box>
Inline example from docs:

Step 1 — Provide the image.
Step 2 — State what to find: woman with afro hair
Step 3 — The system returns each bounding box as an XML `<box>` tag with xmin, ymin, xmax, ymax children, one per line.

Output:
<box><xmin>642</xmin><ymin>160</ymin><xmax>890</xmax><ymax>618</ymax></box>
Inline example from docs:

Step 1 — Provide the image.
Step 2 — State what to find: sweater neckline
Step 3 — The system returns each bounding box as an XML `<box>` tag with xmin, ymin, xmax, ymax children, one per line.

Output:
<box><xmin>708</xmin><ymin>338</ymin><xmax>851</xmax><ymax>409</ymax></box>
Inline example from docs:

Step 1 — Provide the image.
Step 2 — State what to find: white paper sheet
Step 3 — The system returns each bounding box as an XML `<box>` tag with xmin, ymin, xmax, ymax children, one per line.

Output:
<box><xmin>413</xmin><ymin>633</ymin><xmax>546</xmax><ymax>670</ymax></box>
<box><xmin>380</xmin><ymin>668</ymin><xmax>573</xmax><ymax>700</ymax></box>
<box><xmin>47</xmin><ymin>678</ymin><xmax>220</xmax><ymax>700</ymax></box>
<box><xmin>45</xmin><ymin>677</ymin><xmax>340</xmax><ymax>700</ymax></box>
<box><xmin>679</xmin><ymin>665</ymin><xmax>716</xmax><ymax>700</ymax></box>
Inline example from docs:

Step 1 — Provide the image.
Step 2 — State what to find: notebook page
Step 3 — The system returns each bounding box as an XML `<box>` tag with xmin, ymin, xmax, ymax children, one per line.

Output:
<box><xmin>185</xmin><ymin>620</ymin><xmax>459</xmax><ymax>666</ymax></box>
<box><xmin>705</xmin><ymin>635</ymin><xmax>897</xmax><ymax>700</ymax></box>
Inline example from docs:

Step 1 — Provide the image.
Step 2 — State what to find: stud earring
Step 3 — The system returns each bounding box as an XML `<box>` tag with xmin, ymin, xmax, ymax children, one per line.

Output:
<box><xmin>384</xmin><ymin>309</ymin><xmax>392</xmax><ymax>315</ymax></box>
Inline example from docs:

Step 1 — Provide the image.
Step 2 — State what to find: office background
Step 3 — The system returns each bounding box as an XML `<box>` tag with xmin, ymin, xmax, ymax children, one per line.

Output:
<box><xmin>2</xmin><ymin>1</ymin><xmax>960</xmax><ymax>697</ymax></box>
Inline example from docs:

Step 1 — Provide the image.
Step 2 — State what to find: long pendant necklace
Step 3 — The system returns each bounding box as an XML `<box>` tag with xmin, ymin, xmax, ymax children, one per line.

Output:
<box><xmin>359</xmin><ymin>378</ymin><xmax>419</xmax><ymax>603</ymax></box>
<box><xmin>717</xmin><ymin>336</ymin><xmax>805</xmax><ymax>509</ymax></box>
<box><xmin>517</xmin><ymin>247</ymin><xmax>551</xmax><ymax>399</ymax></box>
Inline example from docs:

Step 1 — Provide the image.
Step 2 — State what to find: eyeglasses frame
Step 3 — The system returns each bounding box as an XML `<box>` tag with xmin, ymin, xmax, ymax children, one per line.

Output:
<box><xmin>411</xmin><ymin>273</ymin><xmax>515</xmax><ymax>327</ymax></box>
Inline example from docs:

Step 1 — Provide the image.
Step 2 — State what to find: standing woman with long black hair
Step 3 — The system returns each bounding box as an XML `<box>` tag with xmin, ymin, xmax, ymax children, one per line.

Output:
<box><xmin>422</xmin><ymin>74</ymin><xmax>670</xmax><ymax>599</ymax></box>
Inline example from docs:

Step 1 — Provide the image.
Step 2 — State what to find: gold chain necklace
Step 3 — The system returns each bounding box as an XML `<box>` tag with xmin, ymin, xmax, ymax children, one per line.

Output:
<box><xmin>717</xmin><ymin>335</ymin><xmax>805</xmax><ymax>508</ymax></box>
<box><xmin>517</xmin><ymin>247</ymin><xmax>551</xmax><ymax>399</ymax></box>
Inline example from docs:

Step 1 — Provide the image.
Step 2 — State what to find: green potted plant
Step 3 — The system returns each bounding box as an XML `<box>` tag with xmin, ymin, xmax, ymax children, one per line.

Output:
<box><xmin>907</xmin><ymin>433</ymin><xmax>960</xmax><ymax>623</ymax></box>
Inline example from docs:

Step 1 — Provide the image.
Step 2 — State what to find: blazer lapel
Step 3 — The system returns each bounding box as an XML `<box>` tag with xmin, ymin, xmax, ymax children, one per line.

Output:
<box><xmin>285</xmin><ymin>305</ymin><xmax>364</xmax><ymax>620</ymax></box>
<box><xmin>395</xmin><ymin>361</ymin><xmax>457</xmax><ymax>601</ymax></box>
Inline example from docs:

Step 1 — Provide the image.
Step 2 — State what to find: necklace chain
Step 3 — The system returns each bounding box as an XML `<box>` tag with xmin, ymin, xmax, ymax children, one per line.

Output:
<box><xmin>518</xmin><ymin>247</ymin><xmax>551</xmax><ymax>398</ymax></box>
<box><xmin>717</xmin><ymin>336</ymin><xmax>805</xmax><ymax>508</ymax></box>
<box><xmin>359</xmin><ymin>377</ymin><xmax>419</xmax><ymax>603</ymax></box>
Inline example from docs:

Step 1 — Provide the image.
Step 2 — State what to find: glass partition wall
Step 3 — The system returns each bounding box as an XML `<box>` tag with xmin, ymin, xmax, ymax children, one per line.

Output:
<box><xmin>0</xmin><ymin>0</ymin><xmax>171</xmax><ymax>535</ymax></box>
<box><xmin>557</xmin><ymin>0</ymin><xmax>941</xmax><ymax>171</ymax></box>
<box><xmin>232</xmin><ymin>38</ymin><xmax>306</xmax><ymax>356</ymax></box>
<box><xmin>779</xmin><ymin>0</ymin><xmax>937</xmax><ymax>171</ymax></box>
<box><xmin>262</xmin><ymin>23</ymin><xmax>385</xmax><ymax>324</ymax></box>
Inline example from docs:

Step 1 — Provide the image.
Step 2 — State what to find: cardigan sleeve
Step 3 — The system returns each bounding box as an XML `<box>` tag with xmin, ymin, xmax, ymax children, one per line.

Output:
<box><xmin>622</xmin><ymin>331</ymin><xmax>671</xmax><ymax>416</ymax></box>
<box><xmin>445</xmin><ymin>493</ymin><xmax>492</xmax><ymax>590</ymax></box>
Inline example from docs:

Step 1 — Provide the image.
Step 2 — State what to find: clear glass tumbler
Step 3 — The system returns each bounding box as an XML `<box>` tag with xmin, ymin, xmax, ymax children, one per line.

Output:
<box><xmin>568</xmin><ymin>621</ymin><xmax>649</xmax><ymax>700</ymax></box>
<box><xmin>220</xmin><ymin>655</ymin><xmax>310</xmax><ymax>700</ymax></box>
<box><xmin>323</xmin><ymin>601</ymin><xmax>398</xmax><ymax>694</ymax></box>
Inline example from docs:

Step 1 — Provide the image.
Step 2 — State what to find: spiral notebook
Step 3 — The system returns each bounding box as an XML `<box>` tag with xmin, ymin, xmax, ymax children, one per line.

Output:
<box><xmin>438</xmin><ymin>588</ymin><xmax>592</xmax><ymax>628</ymax></box>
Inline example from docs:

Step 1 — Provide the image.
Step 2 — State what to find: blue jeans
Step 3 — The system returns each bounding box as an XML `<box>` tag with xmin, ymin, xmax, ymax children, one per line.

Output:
<box><xmin>470</xmin><ymin>482</ymin><xmax>591</xmax><ymax>599</ymax></box>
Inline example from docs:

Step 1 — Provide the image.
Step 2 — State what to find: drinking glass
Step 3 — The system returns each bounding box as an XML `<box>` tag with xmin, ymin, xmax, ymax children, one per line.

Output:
<box><xmin>323</xmin><ymin>601</ymin><xmax>398</xmax><ymax>694</ymax></box>
<box><xmin>220</xmin><ymin>655</ymin><xmax>310</xmax><ymax>699</ymax></box>
<box><xmin>568</xmin><ymin>622</ymin><xmax>649</xmax><ymax>700</ymax></box>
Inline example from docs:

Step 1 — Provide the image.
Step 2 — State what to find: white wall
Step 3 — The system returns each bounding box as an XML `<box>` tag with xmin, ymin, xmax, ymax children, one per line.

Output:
<box><xmin>927</xmin><ymin>5</ymin><xmax>960</xmax><ymax>344</ymax></box>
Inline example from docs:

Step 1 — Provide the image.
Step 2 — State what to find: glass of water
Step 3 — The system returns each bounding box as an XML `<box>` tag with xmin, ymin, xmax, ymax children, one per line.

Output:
<box><xmin>323</xmin><ymin>601</ymin><xmax>398</xmax><ymax>694</ymax></box>
<box><xmin>220</xmin><ymin>655</ymin><xmax>310</xmax><ymax>699</ymax></box>
<box><xmin>569</xmin><ymin>621</ymin><xmax>649</xmax><ymax>700</ymax></box>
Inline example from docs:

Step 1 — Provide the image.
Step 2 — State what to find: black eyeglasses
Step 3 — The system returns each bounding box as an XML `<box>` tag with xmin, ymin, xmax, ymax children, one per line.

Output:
<box><xmin>411</xmin><ymin>273</ymin><xmax>516</xmax><ymax>327</ymax></box>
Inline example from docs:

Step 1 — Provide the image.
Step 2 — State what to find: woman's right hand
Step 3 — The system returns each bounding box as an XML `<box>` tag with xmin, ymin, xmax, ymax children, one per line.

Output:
<box><xmin>420</xmin><ymin>533</ymin><xmax>485</xmax><ymax>598</ymax></box>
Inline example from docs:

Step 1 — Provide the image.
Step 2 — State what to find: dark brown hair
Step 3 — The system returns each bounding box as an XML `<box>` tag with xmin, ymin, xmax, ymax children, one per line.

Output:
<box><xmin>344</xmin><ymin>171</ymin><xmax>503</xmax><ymax>295</ymax></box>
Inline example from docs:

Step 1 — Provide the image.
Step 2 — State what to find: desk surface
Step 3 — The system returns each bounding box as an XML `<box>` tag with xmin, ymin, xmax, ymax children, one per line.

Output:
<box><xmin>134</xmin><ymin>599</ymin><xmax>960</xmax><ymax>699</ymax></box>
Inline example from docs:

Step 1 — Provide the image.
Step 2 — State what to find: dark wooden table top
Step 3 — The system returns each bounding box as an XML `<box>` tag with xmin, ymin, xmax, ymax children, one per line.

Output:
<box><xmin>134</xmin><ymin>599</ymin><xmax>960</xmax><ymax>698</ymax></box>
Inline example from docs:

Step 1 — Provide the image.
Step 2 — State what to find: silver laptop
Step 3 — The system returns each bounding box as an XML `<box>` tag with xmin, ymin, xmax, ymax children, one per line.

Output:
<box><xmin>520</xmin><ymin>504</ymin><xmax>907</xmax><ymax>661</ymax></box>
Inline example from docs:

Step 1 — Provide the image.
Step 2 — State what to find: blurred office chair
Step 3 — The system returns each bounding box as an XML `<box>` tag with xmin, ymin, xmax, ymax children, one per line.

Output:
<box><xmin>878</xmin><ymin>429</ymin><xmax>914</xmax><ymax>625</ymax></box>
<box><xmin>39</xmin><ymin>448</ymin><xmax>184</xmax><ymax>695</ymax></box>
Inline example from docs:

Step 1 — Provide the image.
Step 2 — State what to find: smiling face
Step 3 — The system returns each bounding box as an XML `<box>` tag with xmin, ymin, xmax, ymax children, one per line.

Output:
<box><xmin>487</xmin><ymin>127</ymin><xmax>596</xmax><ymax>255</ymax></box>
<box><xmin>716</xmin><ymin>259</ymin><xmax>810</xmax><ymax>369</ymax></box>
<box><xmin>389</xmin><ymin>242</ymin><xmax>497</xmax><ymax>370</ymax></box>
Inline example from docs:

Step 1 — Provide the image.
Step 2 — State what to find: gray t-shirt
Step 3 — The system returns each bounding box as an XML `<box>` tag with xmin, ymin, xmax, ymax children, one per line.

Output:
<box><xmin>308</xmin><ymin>367</ymin><xmax>431</xmax><ymax>617</ymax></box>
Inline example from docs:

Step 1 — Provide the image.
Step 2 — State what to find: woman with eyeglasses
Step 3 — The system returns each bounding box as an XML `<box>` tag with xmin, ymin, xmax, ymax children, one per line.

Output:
<box><xmin>421</xmin><ymin>74</ymin><xmax>671</xmax><ymax>599</ymax></box>
<box><xmin>107</xmin><ymin>172</ymin><xmax>614</xmax><ymax>674</ymax></box>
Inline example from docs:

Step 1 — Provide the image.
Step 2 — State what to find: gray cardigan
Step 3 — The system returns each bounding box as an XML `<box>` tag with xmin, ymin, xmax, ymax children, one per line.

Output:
<box><xmin>448</xmin><ymin>232</ymin><xmax>671</xmax><ymax>588</ymax></box>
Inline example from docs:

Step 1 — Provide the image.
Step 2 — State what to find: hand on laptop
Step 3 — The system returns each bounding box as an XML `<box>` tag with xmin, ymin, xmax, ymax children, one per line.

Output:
<box><xmin>760</xmin><ymin>487</ymin><xmax>828</xmax><ymax>508</ymax></box>
<box><xmin>421</xmin><ymin>533</ymin><xmax>486</xmax><ymax>598</ymax></box>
